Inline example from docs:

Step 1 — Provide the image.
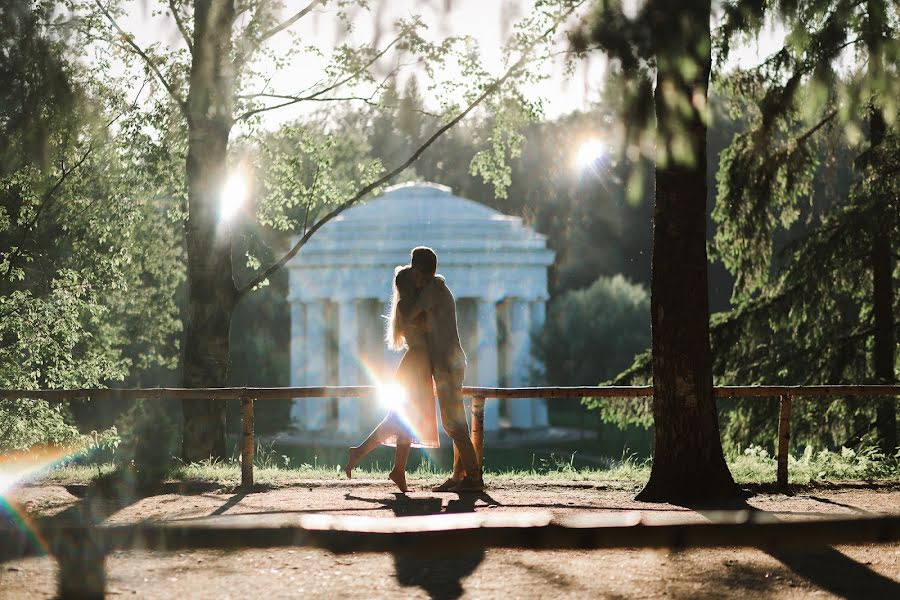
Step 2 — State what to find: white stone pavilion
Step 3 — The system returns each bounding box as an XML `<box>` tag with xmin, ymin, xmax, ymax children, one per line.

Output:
<box><xmin>287</xmin><ymin>182</ymin><xmax>554</xmax><ymax>434</ymax></box>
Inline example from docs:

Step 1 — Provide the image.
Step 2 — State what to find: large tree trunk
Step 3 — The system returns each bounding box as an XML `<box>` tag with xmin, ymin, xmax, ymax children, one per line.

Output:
<box><xmin>868</xmin><ymin>107</ymin><xmax>896</xmax><ymax>454</ymax></box>
<box><xmin>636</xmin><ymin>0</ymin><xmax>739</xmax><ymax>502</ymax></box>
<box><xmin>872</xmin><ymin>228</ymin><xmax>896</xmax><ymax>453</ymax></box>
<box><xmin>181</xmin><ymin>0</ymin><xmax>238</xmax><ymax>462</ymax></box>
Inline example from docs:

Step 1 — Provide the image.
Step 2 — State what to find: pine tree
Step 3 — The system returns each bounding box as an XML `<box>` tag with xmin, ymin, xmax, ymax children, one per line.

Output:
<box><xmin>713</xmin><ymin>0</ymin><xmax>899</xmax><ymax>452</ymax></box>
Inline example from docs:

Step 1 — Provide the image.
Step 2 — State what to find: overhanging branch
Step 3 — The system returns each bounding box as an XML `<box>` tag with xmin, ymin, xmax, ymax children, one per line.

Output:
<box><xmin>795</xmin><ymin>108</ymin><xmax>839</xmax><ymax>146</ymax></box>
<box><xmin>93</xmin><ymin>0</ymin><xmax>187</xmax><ymax>115</ymax></box>
<box><xmin>234</xmin><ymin>0</ymin><xmax>324</xmax><ymax>68</ymax></box>
<box><xmin>235</xmin><ymin>35</ymin><xmax>402</xmax><ymax>122</ymax></box>
<box><xmin>257</xmin><ymin>0</ymin><xmax>324</xmax><ymax>43</ymax></box>
<box><xmin>168</xmin><ymin>0</ymin><xmax>193</xmax><ymax>53</ymax></box>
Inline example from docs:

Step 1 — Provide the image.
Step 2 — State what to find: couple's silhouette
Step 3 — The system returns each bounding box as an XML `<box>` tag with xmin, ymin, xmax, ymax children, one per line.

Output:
<box><xmin>344</xmin><ymin>246</ymin><xmax>483</xmax><ymax>493</ymax></box>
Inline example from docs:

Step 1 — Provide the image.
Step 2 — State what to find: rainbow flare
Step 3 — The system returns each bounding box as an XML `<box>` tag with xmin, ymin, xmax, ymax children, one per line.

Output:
<box><xmin>1</xmin><ymin>445</ymin><xmax>83</xmax><ymax>554</ymax></box>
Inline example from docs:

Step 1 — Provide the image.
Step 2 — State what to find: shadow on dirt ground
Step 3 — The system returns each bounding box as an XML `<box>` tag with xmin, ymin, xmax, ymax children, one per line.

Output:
<box><xmin>341</xmin><ymin>491</ymin><xmax>502</xmax><ymax>599</ymax></box>
<box><xmin>394</xmin><ymin>550</ymin><xmax>485</xmax><ymax>600</ymax></box>
<box><xmin>342</xmin><ymin>490</ymin><xmax>502</xmax><ymax>516</ymax></box>
<box><xmin>0</xmin><ymin>468</ymin><xmax>232</xmax><ymax>563</ymax></box>
<box><xmin>680</xmin><ymin>497</ymin><xmax>900</xmax><ymax>600</ymax></box>
<box><xmin>3</xmin><ymin>480</ymin><xmax>899</xmax><ymax>598</ymax></box>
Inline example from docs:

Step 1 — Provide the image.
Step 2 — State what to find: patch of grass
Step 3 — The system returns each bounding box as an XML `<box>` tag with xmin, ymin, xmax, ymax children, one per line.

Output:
<box><xmin>20</xmin><ymin>444</ymin><xmax>900</xmax><ymax>489</ymax></box>
<box><xmin>730</xmin><ymin>444</ymin><xmax>900</xmax><ymax>485</ymax></box>
<box><xmin>489</xmin><ymin>450</ymin><xmax>650</xmax><ymax>483</ymax></box>
<box><xmin>36</xmin><ymin>463</ymin><xmax>119</xmax><ymax>485</ymax></box>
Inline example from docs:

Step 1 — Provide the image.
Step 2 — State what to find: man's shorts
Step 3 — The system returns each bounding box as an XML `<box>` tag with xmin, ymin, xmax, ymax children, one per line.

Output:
<box><xmin>433</xmin><ymin>367</ymin><xmax>468</xmax><ymax>436</ymax></box>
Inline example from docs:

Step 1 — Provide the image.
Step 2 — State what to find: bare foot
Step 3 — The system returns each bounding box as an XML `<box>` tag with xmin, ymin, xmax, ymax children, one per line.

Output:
<box><xmin>345</xmin><ymin>447</ymin><xmax>362</xmax><ymax>479</ymax></box>
<box><xmin>389</xmin><ymin>470</ymin><xmax>408</xmax><ymax>493</ymax></box>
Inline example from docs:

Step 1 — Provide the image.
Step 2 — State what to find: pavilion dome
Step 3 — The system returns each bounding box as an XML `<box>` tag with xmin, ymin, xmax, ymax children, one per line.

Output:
<box><xmin>293</xmin><ymin>182</ymin><xmax>549</xmax><ymax>260</ymax></box>
<box><xmin>288</xmin><ymin>181</ymin><xmax>553</xmax><ymax>302</ymax></box>
<box><xmin>341</xmin><ymin>181</ymin><xmax>501</xmax><ymax>224</ymax></box>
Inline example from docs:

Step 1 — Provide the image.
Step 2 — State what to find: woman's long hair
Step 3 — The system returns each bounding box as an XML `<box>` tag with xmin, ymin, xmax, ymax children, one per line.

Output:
<box><xmin>385</xmin><ymin>266</ymin><xmax>418</xmax><ymax>351</ymax></box>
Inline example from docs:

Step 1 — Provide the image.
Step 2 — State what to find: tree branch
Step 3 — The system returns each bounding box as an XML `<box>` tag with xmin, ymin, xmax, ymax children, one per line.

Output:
<box><xmin>795</xmin><ymin>108</ymin><xmax>839</xmax><ymax>146</ymax></box>
<box><xmin>93</xmin><ymin>0</ymin><xmax>187</xmax><ymax>115</ymax></box>
<box><xmin>257</xmin><ymin>0</ymin><xmax>324</xmax><ymax>43</ymax></box>
<box><xmin>234</xmin><ymin>0</ymin><xmax>324</xmax><ymax>69</ymax></box>
<box><xmin>237</xmin><ymin>51</ymin><xmax>545</xmax><ymax>296</ymax></box>
<box><xmin>168</xmin><ymin>0</ymin><xmax>193</xmax><ymax>53</ymax></box>
<box><xmin>2</xmin><ymin>145</ymin><xmax>95</xmax><ymax>280</ymax></box>
<box><xmin>235</xmin><ymin>36</ymin><xmax>401</xmax><ymax>122</ymax></box>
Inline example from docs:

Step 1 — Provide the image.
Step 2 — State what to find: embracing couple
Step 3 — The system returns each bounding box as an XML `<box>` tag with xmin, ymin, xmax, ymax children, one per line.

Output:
<box><xmin>344</xmin><ymin>246</ymin><xmax>484</xmax><ymax>493</ymax></box>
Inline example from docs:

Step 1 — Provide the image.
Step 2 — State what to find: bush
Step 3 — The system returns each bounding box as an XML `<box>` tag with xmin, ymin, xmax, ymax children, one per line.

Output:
<box><xmin>534</xmin><ymin>274</ymin><xmax>650</xmax><ymax>385</ymax></box>
<box><xmin>534</xmin><ymin>275</ymin><xmax>652</xmax><ymax>428</ymax></box>
<box><xmin>0</xmin><ymin>398</ymin><xmax>80</xmax><ymax>452</ymax></box>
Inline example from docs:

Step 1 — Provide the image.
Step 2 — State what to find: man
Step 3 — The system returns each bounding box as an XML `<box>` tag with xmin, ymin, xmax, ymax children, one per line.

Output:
<box><xmin>407</xmin><ymin>246</ymin><xmax>484</xmax><ymax>492</ymax></box>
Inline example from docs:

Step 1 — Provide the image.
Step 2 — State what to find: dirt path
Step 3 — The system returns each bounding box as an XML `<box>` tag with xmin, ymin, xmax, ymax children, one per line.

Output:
<box><xmin>2</xmin><ymin>479</ymin><xmax>899</xmax><ymax>599</ymax></box>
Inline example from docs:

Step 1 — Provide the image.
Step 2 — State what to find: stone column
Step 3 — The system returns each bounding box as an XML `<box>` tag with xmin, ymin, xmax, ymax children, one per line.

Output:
<box><xmin>530</xmin><ymin>299</ymin><xmax>549</xmax><ymax>427</ymax></box>
<box><xmin>507</xmin><ymin>298</ymin><xmax>533</xmax><ymax>428</ymax></box>
<box><xmin>337</xmin><ymin>300</ymin><xmax>360</xmax><ymax>433</ymax></box>
<box><xmin>382</xmin><ymin>300</ymin><xmax>401</xmax><ymax>380</ymax></box>
<box><xmin>476</xmin><ymin>298</ymin><xmax>500</xmax><ymax>431</ymax></box>
<box><xmin>356</xmin><ymin>298</ymin><xmax>380</xmax><ymax>425</ymax></box>
<box><xmin>304</xmin><ymin>299</ymin><xmax>329</xmax><ymax>430</ymax></box>
<box><xmin>289</xmin><ymin>302</ymin><xmax>307</xmax><ymax>427</ymax></box>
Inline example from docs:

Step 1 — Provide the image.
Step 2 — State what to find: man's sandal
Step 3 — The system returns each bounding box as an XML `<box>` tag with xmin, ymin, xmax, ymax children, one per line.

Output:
<box><xmin>432</xmin><ymin>477</ymin><xmax>461</xmax><ymax>492</ymax></box>
<box><xmin>450</xmin><ymin>476</ymin><xmax>485</xmax><ymax>493</ymax></box>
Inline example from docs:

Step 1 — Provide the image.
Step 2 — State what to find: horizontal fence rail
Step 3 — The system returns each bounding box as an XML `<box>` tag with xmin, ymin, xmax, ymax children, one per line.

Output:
<box><xmin>3</xmin><ymin>384</ymin><xmax>900</xmax><ymax>401</ymax></box>
<box><xmin>3</xmin><ymin>385</ymin><xmax>899</xmax><ymax>489</ymax></box>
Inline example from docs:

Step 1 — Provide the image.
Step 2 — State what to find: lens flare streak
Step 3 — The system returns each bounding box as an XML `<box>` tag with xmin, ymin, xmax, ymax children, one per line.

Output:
<box><xmin>358</xmin><ymin>357</ymin><xmax>439</xmax><ymax>451</ymax></box>
<box><xmin>1</xmin><ymin>446</ymin><xmax>81</xmax><ymax>554</ymax></box>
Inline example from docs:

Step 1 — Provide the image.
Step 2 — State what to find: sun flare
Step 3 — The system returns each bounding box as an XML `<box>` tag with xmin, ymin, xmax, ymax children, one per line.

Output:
<box><xmin>220</xmin><ymin>171</ymin><xmax>248</xmax><ymax>221</ymax></box>
<box><xmin>574</xmin><ymin>138</ymin><xmax>607</xmax><ymax>169</ymax></box>
<box><xmin>377</xmin><ymin>383</ymin><xmax>407</xmax><ymax>411</ymax></box>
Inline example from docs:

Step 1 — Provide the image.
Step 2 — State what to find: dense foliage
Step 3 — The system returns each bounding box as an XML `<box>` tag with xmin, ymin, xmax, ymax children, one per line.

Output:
<box><xmin>0</xmin><ymin>3</ymin><xmax>184</xmax><ymax>450</ymax></box>
<box><xmin>711</xmin><ymin>0</ymin><xmax>899</xmax><ymax>451</ymax></box>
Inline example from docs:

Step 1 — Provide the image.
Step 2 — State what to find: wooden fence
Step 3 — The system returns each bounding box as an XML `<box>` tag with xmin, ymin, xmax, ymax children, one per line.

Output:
<box><xmin>2</xmin><ymin>384</ymin><xmax>899</xmax><ymax>490</ymax></box>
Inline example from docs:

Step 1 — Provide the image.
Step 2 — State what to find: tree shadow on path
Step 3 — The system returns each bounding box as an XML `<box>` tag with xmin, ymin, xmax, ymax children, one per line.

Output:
<box><xmin>1</xmin><ymin>469</ymin><xmax>140</xmax><ymax>564</ymax></box>
<box><xmin>679</xmin><ymin>497</ymin><xmax>900</xmax><ymax>600</ymax></box>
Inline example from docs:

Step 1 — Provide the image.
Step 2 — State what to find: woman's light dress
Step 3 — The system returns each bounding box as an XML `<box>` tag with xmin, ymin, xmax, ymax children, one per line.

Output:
<box><xmin>383</xmin><ymin>314</ymin><xmax>440</xmax><ymax>449</ymax></box>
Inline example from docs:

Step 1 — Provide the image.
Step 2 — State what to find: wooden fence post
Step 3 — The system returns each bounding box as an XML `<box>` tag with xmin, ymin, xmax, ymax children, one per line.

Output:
<box><xmin>57</xmin><ymin>527</ymin><xmax>105</xmax><ymax>599</ymax></box>
<box><xmin>471</xmin><ymin>395</ymin><xmax>486</xmax><ymax>470</ymax></box>
<box><xmin>777</xmin><ymin>394</ymin><xmax>792</xmax><ymax>492</ymax></box>
<box><xmin>241</xmin><ymin>397</ymin><xmax>255</xmax><ymax>488</ymax></box>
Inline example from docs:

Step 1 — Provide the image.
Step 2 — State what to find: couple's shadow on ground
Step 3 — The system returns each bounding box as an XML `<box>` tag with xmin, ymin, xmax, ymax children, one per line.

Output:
<box><xmin>344</xmin><ymin>490</ymin><xmax>501</xmax><ymax>517</ymax></box>
<box><xmin>344</xmin><ymin>491</ymin><xmax>500</xmax><ymax>599</ymax></box>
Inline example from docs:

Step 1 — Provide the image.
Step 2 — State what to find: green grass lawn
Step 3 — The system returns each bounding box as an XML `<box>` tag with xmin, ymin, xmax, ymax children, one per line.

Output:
<box><xmin>255</xmin><ymin>438</ymin><xmax>643</xmax><ymax>475</ymax></box>
<box><xmin>37</xmin><ymin>443</ymin><xmax>899</xmax><ymax>489</ymax></box>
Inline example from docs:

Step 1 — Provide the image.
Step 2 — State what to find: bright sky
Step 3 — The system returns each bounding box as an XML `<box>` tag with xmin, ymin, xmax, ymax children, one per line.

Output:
<box><xmin>126</xmin><ymin>0</ymin><xmax>604</xmax><ymax>123</ymax></box>
<box><xmin>123</xmin><ymin>0</ymin><xmax>784</xmax><ymax>125</ymax></box>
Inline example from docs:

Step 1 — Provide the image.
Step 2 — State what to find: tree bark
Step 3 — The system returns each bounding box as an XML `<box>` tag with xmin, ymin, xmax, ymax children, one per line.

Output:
<box><xmin>868</xmin><ymin>107</ymin><xmax>896</xmax><ymax>454</ymax></box>
<box><xmin>636</xmin><ymin>0</ymin><xmax>739</xmax><ymax>502</ymax></box>
<box><xmin>181</xmin><ymin>0</ymin><xmax>238</xmax><ymax>462</ymax></box>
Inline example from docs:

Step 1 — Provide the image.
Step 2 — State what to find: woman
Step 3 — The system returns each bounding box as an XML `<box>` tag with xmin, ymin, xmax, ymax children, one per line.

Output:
<box><xmin>344</xmin><ymin>266</ymin><xmax>439</xmax><ymax>492</ymax></box>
